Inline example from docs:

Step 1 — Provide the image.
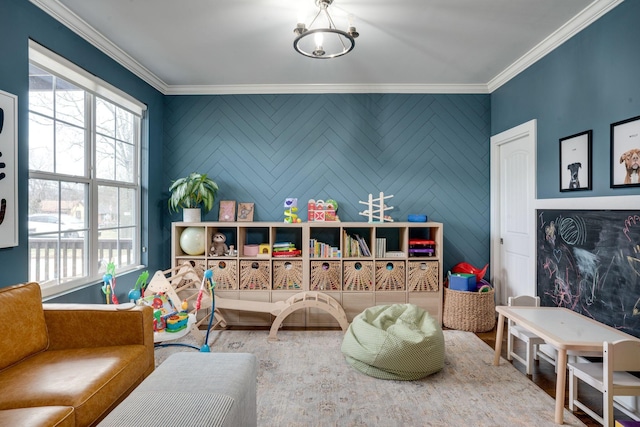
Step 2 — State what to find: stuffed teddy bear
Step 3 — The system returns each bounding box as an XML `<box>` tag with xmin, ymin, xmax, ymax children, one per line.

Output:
<box><xmin>210</xmin><ymin>232</ymin><xmax>229</xmax><ymax>256</ymax></box>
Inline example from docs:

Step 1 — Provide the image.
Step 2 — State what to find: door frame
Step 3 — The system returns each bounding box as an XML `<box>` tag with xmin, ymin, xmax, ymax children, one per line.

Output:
<box><xmin>490</xmin><ymin>119</ymin><xmax>537</xmax><ymax>305</ymax></box>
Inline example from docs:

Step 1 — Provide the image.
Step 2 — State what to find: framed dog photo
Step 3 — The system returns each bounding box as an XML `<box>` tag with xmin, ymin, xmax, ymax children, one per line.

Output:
<box><xmin>218</xmin><ymin>200</ymin><xmax>236</xmax><ymax>221</ymax></box>
<box><xmin>237</xmin><ymin>202</ymin><xmax>254</xmax><ymax>222</ymax></box>
<box><xmin>611</xmin><ymin>115</ymin><xmax>640</xmax><ymax>188</ymax></box>
<box><xmin>559</xmin><ymin>130</ymin><xmax>592</xmax><ymax>192</ymax></box>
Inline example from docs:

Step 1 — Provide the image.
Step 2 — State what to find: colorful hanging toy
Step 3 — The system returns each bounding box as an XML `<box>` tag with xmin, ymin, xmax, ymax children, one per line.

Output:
<box><xmin>128</xmin><ymin>270</ymin><xmax>149</xmax><ymax>303</ymax></box>
<box><xmin>101</xmin><ymin>262</ymin><xmax>119</xmax><ymax>304</ymax></box>
<box><xmin>195</xmin><ymin>269</ymin><xmax>216</xmax><ymax>352</ymax></box>
<box><xmin>154</xmin><ymin>269</ymin><xmax>217</xmax><ymax>353</ymax></box>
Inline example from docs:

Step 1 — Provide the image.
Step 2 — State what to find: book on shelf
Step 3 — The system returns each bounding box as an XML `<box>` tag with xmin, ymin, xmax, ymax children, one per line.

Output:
<box><xmin>309</xmin><ymin>238</ymin><xmax>340</xmax><ymax>258</ymax></box>
<box><xmin>385</xmin><ymin>251</ymin><xmax>405</xmax><ymax>258</ymax></box>
<box><xmin>343</xmin><ymin>231</ymin><xmax>371</xmax><ymax>257</ymax></box>
<box><xmin>375</xmin><ymin>237</ymin><xmax>386</xmax><ymax>257</ymax></box>
<box><xmin>354</xmin><ymin>234</ymin><xmax>371</xmax><ymax>257</ymax></box>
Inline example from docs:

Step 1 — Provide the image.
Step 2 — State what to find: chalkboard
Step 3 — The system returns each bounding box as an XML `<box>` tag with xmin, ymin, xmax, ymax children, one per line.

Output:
<box><xmin>536</xmin><ymin>209</ymin><xmax>640</xmax><ymax>338</ymax></box>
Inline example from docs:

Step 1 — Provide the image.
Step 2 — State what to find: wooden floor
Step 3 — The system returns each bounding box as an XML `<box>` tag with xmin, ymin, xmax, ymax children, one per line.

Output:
<box><xmin>475</xmin><ymin>323</ymin><xmax>626</xmax><ymax>427</ymax></box>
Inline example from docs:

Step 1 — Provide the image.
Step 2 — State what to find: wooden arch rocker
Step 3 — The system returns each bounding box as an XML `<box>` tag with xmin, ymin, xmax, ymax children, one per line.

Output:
<box><xmin>213</xmin><ymin>290</ymin><xmax>349</xmax><ymax>341</ymax></box>
<box><xmin>269</xmin><ymin>291</ymin><xmax>348</xmax><ymax>341</ymax></box>
<box><xmin>147</xmin><ymin>264</ymin><xmax>349</xmax><ymax>342</ymax></box>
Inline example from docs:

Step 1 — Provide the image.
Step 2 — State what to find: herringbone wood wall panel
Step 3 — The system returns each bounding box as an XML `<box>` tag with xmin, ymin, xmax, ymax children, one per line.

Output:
<box><xmin>163</xmin><ymin>94</ymin><xmax>490</xmax><ymax>272</ymax></box>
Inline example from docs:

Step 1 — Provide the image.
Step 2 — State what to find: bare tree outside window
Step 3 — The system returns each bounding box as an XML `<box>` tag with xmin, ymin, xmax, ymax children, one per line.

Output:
<box><xmin>27</xmin><ymin>61</ymin><xmax>141</xmax><ymax>293</ymax></box>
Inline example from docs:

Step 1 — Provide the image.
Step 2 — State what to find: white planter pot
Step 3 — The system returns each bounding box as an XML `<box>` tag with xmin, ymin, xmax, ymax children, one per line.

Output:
<box><xmin>183</xmin><ymin>208</ymin><xmax>202</xmax><ymax>223</ymax></box>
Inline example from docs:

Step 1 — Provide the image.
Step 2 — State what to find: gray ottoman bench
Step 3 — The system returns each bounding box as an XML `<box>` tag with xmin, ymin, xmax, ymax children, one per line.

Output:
<box><xmin>98</xmin><ymin>353</ymin><xmax>257</xmax><ymax>427</ymax></box>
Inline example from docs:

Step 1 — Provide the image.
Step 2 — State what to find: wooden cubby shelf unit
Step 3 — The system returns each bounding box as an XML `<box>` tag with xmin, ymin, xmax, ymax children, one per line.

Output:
<box><xmin>172</xmin><ymin>221</ymin><xmax>443</xmax><ymax>328</ymax></box>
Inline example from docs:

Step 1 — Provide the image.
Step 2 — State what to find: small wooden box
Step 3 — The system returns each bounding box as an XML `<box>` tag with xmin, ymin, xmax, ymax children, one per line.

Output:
<box><xmin>240</xmin><ymin>260</ymin><xmax>270</xmax><ymax>290</ymax></box>
<box><xmin>407</xmin><ymin>261</ymin><xmax>439</xmax><ymax>292</ymax></box>
<box><xmin>272</xmin><ymin>260</ymin><xmax>303</xmax><ymax>290</ymax></box>
<box><xmin>310</xmin><ymin>260</ymin><xmax>341</xmax><ymax>291</ymax></box>
<box><xmin>207</xmin><ymin>259</ymin><xmax>238</xmax><ymax>290</ymax></box>
<box><xmin>375</xmin><ymin>261</ymin><xmax>406</xmax><ymax>291</ymax></box>
<box><xmin>343</xmin><ymin>261</ymin><xmax>373</xmax><ymax>291</ymax></box>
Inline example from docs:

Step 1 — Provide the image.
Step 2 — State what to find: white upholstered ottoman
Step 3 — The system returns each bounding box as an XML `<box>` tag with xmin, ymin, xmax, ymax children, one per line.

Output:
<box><xmin>98</xmin><ymin>352</ymin><xmax>257</xmax><ymax>427</ymax></box>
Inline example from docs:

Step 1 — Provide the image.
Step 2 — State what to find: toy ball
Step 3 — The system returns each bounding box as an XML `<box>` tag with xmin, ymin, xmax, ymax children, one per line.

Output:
<box><xmin>179</xmin><ymin>227</ymin><xmax>206</xmax><ymax>256</ymax></box>
<box><xmin>103</xmin><ymin>274</ymin><xmax>112</xmax><ymax>282</ymax></box>
<box><xmin>204</xmin><ymin>269</ymin><xmax>213</xmax><ymax>279</ymax></box>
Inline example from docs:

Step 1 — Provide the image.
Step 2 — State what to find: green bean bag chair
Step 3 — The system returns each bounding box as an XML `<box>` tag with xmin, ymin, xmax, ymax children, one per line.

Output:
<box><xmin>341</xmin><ymin>303</ymin><xmax>444</xmax><ymax>380</ymax></box>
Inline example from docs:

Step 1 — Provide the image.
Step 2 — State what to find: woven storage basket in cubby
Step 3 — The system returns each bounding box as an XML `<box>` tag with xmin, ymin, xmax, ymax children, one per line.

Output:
<box><xmin>407</xmin><ymin>261</ymin><xmax>439</xmax><ymax>292</ymax></box>
<box><xmin>207</xmin><ymin>260</ymin><xmax>237</xmax><ymax>290</ymax></box>
<box><xmin>343</xmin><ymin>261</ymin><xmax>373</xmax><ymax>291</ymax></box>
<box><xmin>443</xmin><ymin>287</ymin><xmax>496</xmax><ymax>332</ymax></box>
<box><xmin>375</xmin><ymin>261</ymin><xmax>406</xmax><ymax>291</ymax></box>
<box><xmin>240</xmin><ymin>260</ymin><xmax>270</xmax><ymax>290</ymax></box>
<box><xmin>310</xmin><ymin>261</ymin><xmax>341</xmax><ymax>291</ymax></box>
<box><xmin>272</xmin><ymin>260</ymin><xmax>303</xmax><ymax>290</ymax></box>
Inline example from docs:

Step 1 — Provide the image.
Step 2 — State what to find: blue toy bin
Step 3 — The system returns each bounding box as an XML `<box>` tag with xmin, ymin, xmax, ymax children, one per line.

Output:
<box><xmin>448</xmin><ymin>272</ymin><xmax>477</xmax><ymax>292</ymax></box>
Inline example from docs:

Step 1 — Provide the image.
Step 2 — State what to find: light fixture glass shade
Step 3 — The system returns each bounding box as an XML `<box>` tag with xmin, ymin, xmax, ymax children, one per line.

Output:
<box><xmin>293</xmin><ymin>0</ymin><xmax>358</xmax><ymax>59</ymax></box>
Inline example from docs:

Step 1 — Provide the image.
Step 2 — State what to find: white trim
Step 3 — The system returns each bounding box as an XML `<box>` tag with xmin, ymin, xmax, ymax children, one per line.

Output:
<box><xmin>29</xmin><ymin>40</ymin><xmax>147</xmax><ymax>115</ymax></box>
<box><xmin>490</xmin><ymin>119</ymin><xmax>537</xmax><ymax>304</ymax></box>
<box><xmin>164</xmin><ymin>83</ymin><xmax>490</xmax><ymax>96</ymax></box>
<box><xmin>40</xmin><ymin>264</ymin><xmax>146</xmax><ymax>300</ymax></box>
<box><xmin>29</xmin><ymin>0</ymin><xmax>167</xmax><ymax>94</ymax></box>
<box><xmin>488</xmin><ymin>0</ymin><xmax>623</xmax><ymax>92</ymax></box>
<box><xmin>536</xmin><ymin>195</ymin><xmax>640</xmax><ymax>210</ymax></box>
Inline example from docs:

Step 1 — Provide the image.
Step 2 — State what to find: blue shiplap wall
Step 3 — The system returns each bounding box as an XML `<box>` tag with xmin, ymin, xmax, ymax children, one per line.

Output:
<box><xmin>163</xmin><ymin>94</ymin><xmax>491</xmax><ymax>272</ymax></box>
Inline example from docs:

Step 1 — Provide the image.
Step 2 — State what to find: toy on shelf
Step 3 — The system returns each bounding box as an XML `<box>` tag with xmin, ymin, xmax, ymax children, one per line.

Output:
<box><xmin>101</xmin><ymin>262</ymin><xmax>119</xmax><ymax>304</ymax></box>
<box><xmin>284</xmin><ymin>198</ymin><xmax>301</xmax><ymax>223</ymax></box>
<box><xmin>307</xmin><ymin>199</ymin><xmax>339</xmax><ymax>222</ymax></box>
<box><xmin>359</xmin><ymin>192</ymin><xmax>394</xmax><ymax>222</ymax></box>
<box><xmin>209</xmin><ymin>232</ymin><xmax>229</xmax><ymax>256</ymax></box>
<box><xmin>128</xmin><ymin>270</ymin><xmax>149</xmax><ymax>302</ymax></box>
<box><xmin>272</xmin><ymin>242</ymin><xmax>301</xmax><ymax>257</ymax></box>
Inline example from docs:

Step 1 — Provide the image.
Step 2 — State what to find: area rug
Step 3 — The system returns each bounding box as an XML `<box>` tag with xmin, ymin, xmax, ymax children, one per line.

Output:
<box><xmin>155</xmin><ymin>329</ymin><xmax>585</xmax><ymax>427</ymax></box>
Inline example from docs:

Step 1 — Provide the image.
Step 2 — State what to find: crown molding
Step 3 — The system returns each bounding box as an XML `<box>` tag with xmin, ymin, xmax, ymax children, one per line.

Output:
<box><xmin>487</xmin><ymin>0</ymin><xmax>624</xmax><ymax>92</ymax></box>
<box><xmin>163</xmin><ymin>83</ymin><xmax>489</xmax><ymax>96</ymax></box>
<box><xmin>30</xmin><ymin>0</ymin><xmax>622</xmax><ymax>96</ymax></box>
<box><xmin>29</xmin><ymin>0</ymin><xmax>168</xmax><ymax>94</ymax></box>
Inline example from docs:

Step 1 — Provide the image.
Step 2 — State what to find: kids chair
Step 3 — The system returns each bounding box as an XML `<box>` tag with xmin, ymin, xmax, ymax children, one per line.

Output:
<box><xmin>507</xmin><ymin>295</ymin><xmax>546</xmax><ymax>375</ymax></box>
<box><xmin>568</xmin><ymin>340</ymin><xmax>640</xmax><ymax>426</ymax></box>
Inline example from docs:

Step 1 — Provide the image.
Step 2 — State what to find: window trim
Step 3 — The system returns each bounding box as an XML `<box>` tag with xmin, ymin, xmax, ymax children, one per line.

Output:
<box><xmin>29</xmin><ymin>39</ymin><xmax>146</xmax><ymax>116</ymax></box>
<box><xmin>28</xmin><ymin>40</ymin><xmax>145</xmax><ymax>298</ymax></box>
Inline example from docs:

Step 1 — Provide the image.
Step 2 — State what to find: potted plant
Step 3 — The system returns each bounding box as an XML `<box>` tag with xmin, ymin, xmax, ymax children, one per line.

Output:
<box><xmin>168</xmin><ymin>172</ymin><xmax>219</xmax><ymax>222</ymax></box>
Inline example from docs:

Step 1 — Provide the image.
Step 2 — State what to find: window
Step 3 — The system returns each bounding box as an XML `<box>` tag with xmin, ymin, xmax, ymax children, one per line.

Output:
<box><xmin>28</xmin><ymin>40</ymin><xmax>146</xmax><ymax>298</ymax></box>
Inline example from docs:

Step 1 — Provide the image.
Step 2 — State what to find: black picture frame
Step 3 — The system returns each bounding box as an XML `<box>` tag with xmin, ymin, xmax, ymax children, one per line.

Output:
<box><xmin>559</xmin><ymin>130</ymin><xmax>592</xmax><ymax>192</ymax></box>
<box><xmin>611</xmin><ymin>115</ymin><xmax>640</xmax><ymax>188</ymax></box>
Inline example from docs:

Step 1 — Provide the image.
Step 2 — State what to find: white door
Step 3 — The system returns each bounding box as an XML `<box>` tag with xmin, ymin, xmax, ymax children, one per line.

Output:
<box><xmin>490</xmin><ymin>120</ymin><xmax>537</xmax><ymax>305</ymax></box>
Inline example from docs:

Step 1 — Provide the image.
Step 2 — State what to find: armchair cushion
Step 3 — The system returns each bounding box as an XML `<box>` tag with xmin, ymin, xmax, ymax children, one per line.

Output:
<box><xmin>0</xmin><ymin>283</ymin><xmax>48</xmax><ymax>370</ymax></box>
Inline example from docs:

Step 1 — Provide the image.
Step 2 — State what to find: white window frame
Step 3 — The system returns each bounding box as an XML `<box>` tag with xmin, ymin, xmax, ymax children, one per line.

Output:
<box><xmin>28</xmin><ymin>40</ymin><xmax>146</xmax><ymax>298</ymax></box>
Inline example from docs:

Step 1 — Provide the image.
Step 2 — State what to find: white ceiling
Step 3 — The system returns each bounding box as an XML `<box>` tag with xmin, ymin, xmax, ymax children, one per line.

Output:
<box><xmin>30</xmin><ymin>0</ymin><xmax>622</xmax><ymax>95</ymax></box>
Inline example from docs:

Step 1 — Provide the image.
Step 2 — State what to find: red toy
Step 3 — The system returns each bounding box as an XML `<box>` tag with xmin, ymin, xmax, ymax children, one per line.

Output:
<box><xmin>451</xmin><ymin>262</ymin><xmax>488</xmax><ymax>282</ymax></box>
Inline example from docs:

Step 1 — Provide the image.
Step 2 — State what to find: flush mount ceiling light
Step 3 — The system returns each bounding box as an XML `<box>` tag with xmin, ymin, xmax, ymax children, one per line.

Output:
<box><xmin>293</xmin><ymin>0</ymin><xmax>359</xmax><ymax>59</ymax></box>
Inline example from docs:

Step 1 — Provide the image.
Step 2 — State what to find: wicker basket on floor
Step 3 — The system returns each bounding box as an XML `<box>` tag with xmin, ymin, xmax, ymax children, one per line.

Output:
<box><xmin>443</xmin><ymin>287</ymin><xmax>496</xmax><ymax>332</ymax></box>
